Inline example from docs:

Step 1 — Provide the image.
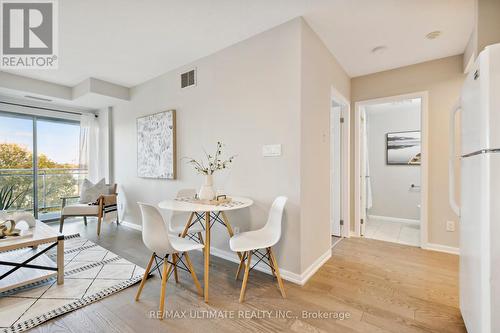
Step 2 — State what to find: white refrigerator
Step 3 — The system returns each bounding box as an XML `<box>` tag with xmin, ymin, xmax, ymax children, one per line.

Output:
<box><xmin>450</xmin><ymin>43</ymin><xmax>500</xmax><ymax>333</ymax></box>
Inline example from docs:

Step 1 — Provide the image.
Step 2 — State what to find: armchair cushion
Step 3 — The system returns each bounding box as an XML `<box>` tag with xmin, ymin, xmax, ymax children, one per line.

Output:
<box><xmin>79</xmin><ymin>179</ymin><xmax>113</xmax><ymax>203</ymax></box>
<box><xmin>62</xmin><ymin>203</ymin><xmax>99</xmax><ymax>215</ymax></box>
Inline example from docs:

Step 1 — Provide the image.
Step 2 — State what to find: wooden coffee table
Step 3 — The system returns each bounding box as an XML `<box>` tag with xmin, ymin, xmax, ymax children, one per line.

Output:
<box><xmin>0</xmin><ymin>221</ymin><xmax>64</xmax><ymax>292</ymax></box>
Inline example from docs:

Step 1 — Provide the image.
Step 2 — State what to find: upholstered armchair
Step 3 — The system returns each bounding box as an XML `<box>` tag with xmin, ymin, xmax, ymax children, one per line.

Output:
<box><xmin>59</xmin><ymin>183</ymin><xmax>119</xmax><ymax>236</ymax></box>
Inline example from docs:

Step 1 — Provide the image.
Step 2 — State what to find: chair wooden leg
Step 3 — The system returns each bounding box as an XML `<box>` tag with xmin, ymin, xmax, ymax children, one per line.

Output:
<box><xmin>135</xmin><ymin>253</ymin><xmax>155</xmax><ymax>301</ymax></box>
<box><xmin>172</xmin><ymin>253</ymin><xmax>179</xmax><ymax>283</ymax></box>
<box><xmin>266</xmin><ymin>248</ymin><xmax>276</xmax><ymax>279</ymax></box>
<box><xmin>197</xmin><ymin>232</ymin><xmax>204</xmax><ymax>245</ymax></box>
<box><xmin>239</xmin><ymin>250</ymin><xmax>252</xmax><ymax>303</ymax></box>
<box><xmin>235</xmin><ymin>252</ymin><xmax>245</xmax><ymax>280</ymax></box>
<box><xmin>97</xmin><ymin>198</ymin><xmax>104</xmax><ymax>236</ymax></box>
<box><xmin>184</xmin><ymin>252</ymin><xmax>203</xmax><ymax>296</ymax></box>
<box><xmin>159</xmin><ymin>256</ymin><xmax>171</xmax><ymax>320</ymax></box>
<box><xmin>97</xmin><ymin>215</ymin><xmax>102</xmax><ymax>236</ymax></box>
<box><xmin>59</xmin><ymin>216</ymin><xmax>65</xmax><ymax>233</ymax></box>
<box><xmin>83</xmin><ymin>216</ymin><xmax>87</xmax><ymax>226</ymax></box>
<box><xmin>268</xmin><ymin>247</ymin><xmax>286</xmax><ymax>298</ymax></box>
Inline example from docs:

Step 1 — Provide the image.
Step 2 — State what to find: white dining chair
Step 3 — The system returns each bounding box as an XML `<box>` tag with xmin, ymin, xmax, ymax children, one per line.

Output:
<box><xmin>135</xmin><ymin>202</ymin><xmax>203</xmax><ymax>319</ymax></box>
<box><xmin>169</xmin><ymin>189</ymin><xmax>205</xmax><ymax>244</ymax></box>
<box><xmin>229</xmin><ymin>196</ymin><xmax>287</xmax><ymax>302</ymax></box>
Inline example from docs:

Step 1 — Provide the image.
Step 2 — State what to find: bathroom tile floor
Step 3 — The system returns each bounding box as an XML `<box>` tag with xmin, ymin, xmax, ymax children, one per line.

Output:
<box><xmin>363</xmin><ymin>217</ymin><xmax>420</xmax><ymax>247</ymax></box>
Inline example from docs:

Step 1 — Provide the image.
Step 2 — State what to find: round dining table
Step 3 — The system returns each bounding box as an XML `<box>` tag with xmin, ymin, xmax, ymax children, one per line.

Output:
<box><xmin>158</xmin><ymin>196</ymin><xmax>253</xmax><ymax>302</ymax></box>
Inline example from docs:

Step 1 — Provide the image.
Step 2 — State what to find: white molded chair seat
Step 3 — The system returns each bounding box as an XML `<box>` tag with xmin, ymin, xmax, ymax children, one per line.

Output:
<box><xmin>135</xmin><ymin>202</ymin><xmax>203</xmax><ymax>319</ymax></box>
<box><xmin>169</xmin><ymin>223</ymin><xmax>204</xmax><ymax>235</ymax></box>
<box><xmin>230</xmin><ymin>229</ymin><xmax>275</xmax><ymax>252</ymax></box>
<box><xmin>229</xmin><ymin>196</ymin><xmax>287</xmax><ymax>302</ymax></box>
<box><xmin>168</xmin><ymin>235</ymin><xmax>204</xmax><ymax>253</ymax></box>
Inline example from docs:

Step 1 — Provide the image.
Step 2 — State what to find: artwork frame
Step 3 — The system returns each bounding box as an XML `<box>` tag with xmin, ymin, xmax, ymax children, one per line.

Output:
<box><xmin>137</xmin><ymin>110</ymin><xmax>176</xmax><ymax>179</ymax></box>
<box><xmin>386</xmin><ymin>130</ymin><xmax>421</xmax><ymax>165</ymax></box>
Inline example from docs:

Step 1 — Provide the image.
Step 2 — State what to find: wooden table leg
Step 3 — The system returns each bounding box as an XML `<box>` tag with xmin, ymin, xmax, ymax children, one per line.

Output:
<box><xmin>57</xmin><ymin>237</ymin><xmax>64</xmax><ymax>285</ymax></box>
<box><xmin>204</xmin><ymin>211</ymin><xmax>210</xmax><ymax>302</ymax></box>
<box><xmin>181</xmin><ymin>212</ymin><xmax>195</xmax><ymax>238</ymax></box>
<box><xmin>220</xmin><ymin>211</ymin><xmax>242</xmax><ymax>260</ymax></box>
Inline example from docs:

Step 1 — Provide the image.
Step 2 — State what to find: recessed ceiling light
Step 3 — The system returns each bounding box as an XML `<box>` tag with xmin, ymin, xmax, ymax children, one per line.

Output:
<box><xmin>426</xmin><ymin>31</ymin><xmax>442</xmax><ymax>40</ymax></box>
<box><xmin>371</xmin><ymin>45</ymin><xmax>387</xmax><ymax>54</ymax></box>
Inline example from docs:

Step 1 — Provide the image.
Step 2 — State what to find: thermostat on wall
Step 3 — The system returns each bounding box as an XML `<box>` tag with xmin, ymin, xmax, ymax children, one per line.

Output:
<box><xmin>262</xmin><ymin>144</ymin><xmax>282</xmax><ymax>157</ymax></box>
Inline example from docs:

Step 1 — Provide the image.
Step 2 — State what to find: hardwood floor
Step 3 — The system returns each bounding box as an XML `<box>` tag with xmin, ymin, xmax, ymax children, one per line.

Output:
<box><xmin>31</xmin><ymin>218</ymin><xmax>465</xmax><ymax>333</ymax></box>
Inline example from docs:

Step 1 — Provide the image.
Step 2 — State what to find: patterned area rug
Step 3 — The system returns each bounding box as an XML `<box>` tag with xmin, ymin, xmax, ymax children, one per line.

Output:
<box><xmin>0</xmin><ymin>234</ymin><xmax>145</xmax><ymax>333</ymax></box>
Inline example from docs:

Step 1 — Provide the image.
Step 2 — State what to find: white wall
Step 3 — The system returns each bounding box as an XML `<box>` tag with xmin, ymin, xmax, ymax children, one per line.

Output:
<box><xmin>113</xmin><ymin>19</ymin><xmax>303</xmax><ymax>274</ymax></box>
<box><xmin>365</xmin><ymin>102</ymin><xmax>421</xmax><ymax>220</ymax></box>
<box><xmin>299</xmin><ymin>20</ymin><xmax>350</xmax><ymax>272</ymax></box>
<box><xmin>97</xmin><ymin>107</ymin><xmax>112</xmax><ymax>183</ymax></box>
<box><xmin>351</xmin><ymin>55</ymin><xmax>464</xmax><ymax>248</ymax></box>
<box><xmin>111</xmin><ymin>17</ymin><xmax>351</xmax><ymax>279</ymax></box>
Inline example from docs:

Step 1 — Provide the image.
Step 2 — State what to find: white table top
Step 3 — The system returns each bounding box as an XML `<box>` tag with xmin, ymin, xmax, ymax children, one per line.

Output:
<box><xmin>158</xmin><ymin>196</ymin><xmax>253</xmax><ymax>212</ymax></box>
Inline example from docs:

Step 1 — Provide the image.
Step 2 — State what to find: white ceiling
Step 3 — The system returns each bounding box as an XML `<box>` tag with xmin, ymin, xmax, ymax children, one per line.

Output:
<box><xmin>306</xmin><ymin>0</ymin><xmax>474</xmax><ymax>77</ymax></box>
<box><xmin>365</xmin><ymin>98</ymin><xmax>421</xmax><ymax>114</ymax></box>
<box><xmin>4</xmin><ymin>0</ymin><xmax>474</xmax><ymax>88</ymax></box>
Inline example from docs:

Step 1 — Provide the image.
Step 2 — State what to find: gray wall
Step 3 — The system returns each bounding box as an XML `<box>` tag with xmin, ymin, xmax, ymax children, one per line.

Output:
<box><xmin>366</xmin><ymin>101</ymin><xmax>421</xmax><ymax>220</ymax></box>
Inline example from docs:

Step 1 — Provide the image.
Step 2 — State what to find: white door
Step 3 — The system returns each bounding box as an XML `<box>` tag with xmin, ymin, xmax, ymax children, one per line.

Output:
<box><xmin>331</xmin><ymin>105</ymin><xmax>342</xmax><ymax>236</ymax></box>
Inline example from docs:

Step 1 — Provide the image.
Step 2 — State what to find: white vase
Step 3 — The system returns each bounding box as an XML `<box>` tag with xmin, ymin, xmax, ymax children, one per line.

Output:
<box><xmin>198</xmin><ymin>174</ymin><xmax>216</xmax><ymax>200</ymax></box>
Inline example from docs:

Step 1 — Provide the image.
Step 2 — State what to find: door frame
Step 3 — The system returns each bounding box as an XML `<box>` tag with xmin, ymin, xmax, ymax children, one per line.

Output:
<box><xmin>354</xmin><ymin>91</ymin><xmax>429</xmax><ymax>247</ymax></box>
<box><xmin>330</xmin><ymin>87</ymin><xmax>351</xmax><ymax>238</ymax></box>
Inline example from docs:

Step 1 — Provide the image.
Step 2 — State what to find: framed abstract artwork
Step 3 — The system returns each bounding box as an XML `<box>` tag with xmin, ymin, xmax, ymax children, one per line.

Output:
<box><xmin>386</xmin><ymin>130</ymin><xmax>421</xmax><ymax>165</ymax></box>
<box><xmin>137</xmin><ymin>110</ymin><xmax>176</xmax><ymax>179</ymax></box>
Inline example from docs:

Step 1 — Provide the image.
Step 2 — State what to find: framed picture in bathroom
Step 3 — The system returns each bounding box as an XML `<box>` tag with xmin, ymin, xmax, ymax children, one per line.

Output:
<box><xmin>386</xmin><ymin>130</ymin><xmax>421</xmax><ymax>165</ymax></box>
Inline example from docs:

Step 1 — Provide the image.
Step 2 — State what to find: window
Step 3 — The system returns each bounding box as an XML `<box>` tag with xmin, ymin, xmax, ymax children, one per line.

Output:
<box><xmin>0</xmin><ymin>111</ymin><xmax>84</xmax><ymax>221</ymax></box>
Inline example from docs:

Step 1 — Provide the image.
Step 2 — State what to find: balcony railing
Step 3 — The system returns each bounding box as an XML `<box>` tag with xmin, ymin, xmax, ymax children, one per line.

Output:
<box><xmin>0</xmin><ymin>168</ymin><xmax>88</xmax><ymax>219</ymax></box>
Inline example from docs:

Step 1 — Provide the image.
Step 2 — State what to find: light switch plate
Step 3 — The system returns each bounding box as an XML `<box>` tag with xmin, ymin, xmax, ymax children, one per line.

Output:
<box><xmin>262</xmin><ymin>144</ymin><xmax>282</xmax><ymax>157</ymax></box>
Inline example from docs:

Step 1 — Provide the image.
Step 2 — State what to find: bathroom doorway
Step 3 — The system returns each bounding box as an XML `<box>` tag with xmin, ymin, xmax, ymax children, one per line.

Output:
<box><xmin>355</xmin><ymin>92</ymin><xmax>428</xmax><ymax>247</ymax></box>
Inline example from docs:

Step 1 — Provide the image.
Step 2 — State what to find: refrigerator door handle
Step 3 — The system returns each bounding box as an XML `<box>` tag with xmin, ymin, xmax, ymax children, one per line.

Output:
<box><xmin>449</xmin><ymin>100</ymin><xmax>461</xmax><ymax>216</ymax></box>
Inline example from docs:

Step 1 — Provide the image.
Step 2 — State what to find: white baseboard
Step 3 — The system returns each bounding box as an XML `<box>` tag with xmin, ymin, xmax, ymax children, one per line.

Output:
<box><xmin>422</xmin><ymin>243</ymin><xmax>459</xmax><ymax>255</ymax></box>
<box><xmin>120</xmin><ymin>220</ymin><xmax>331</xmax><ymax>285</ymax></box>
<box><xmin>368</xmin><ymin>214</ymin><xmax>420</xmax><ymax>226</ymax></box>
<box><xmin>299</xmin><ymin>247</ymin><xmax>332</xmax><ymax>285</ymax></box>
<box><xmin>206</xmin><ymin>246</ymin><xmax>331</xmax><ymax>286</ymax></box>
<box><xmin>206</xmin><ymin>247</ymin><xmax>305</xmax><ymax>285</ymax></box>
<box><xmin>120</xmin><ymin>220</ymin><xmax>142</xmax><ymax>231</ymax></box>
<box><xmin>331</xmin><ymin>237</ymin><xmax>343</xmax><ymax>249</ymax></box>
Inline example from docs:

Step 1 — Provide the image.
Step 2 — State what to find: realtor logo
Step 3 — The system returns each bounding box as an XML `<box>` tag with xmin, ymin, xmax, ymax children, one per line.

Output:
<box><xmin>1</xmin><ymin>0</ymin><xmax>58</xmax><ymax>69</ymax></box>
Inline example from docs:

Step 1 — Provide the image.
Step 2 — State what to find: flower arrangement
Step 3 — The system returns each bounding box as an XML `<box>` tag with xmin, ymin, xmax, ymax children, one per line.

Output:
<box><xmin>186</xmin><ymin>142</ymin><xmax>235</xmax><ymax>175</ymax></box>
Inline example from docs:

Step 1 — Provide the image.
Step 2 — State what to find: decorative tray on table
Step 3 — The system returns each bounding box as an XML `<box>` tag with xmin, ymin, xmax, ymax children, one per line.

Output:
<box><xmin>175</xmin><ymin>195</ymin><xmax>232</xmax><ymax>206</ymax></box>
<box><xmin>0</xmin><ymin>220</ymin><xmax>33</xmax><ymax>241</ymax></box>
